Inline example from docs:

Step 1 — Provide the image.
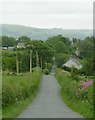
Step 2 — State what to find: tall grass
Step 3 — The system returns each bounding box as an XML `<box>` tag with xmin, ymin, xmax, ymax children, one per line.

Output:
<box><xmin>55</xmin><ymin>68</ymin><xmax>93</xmax><ymax>118</ymax></box>
<box><xmin>2</xmin><ymin>68</ymin><xmax>42</xmax><ymax>118</ymax></box>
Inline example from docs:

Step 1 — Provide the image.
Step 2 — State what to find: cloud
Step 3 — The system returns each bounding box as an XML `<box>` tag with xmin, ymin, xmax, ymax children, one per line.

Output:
<box><xmin>1</xmin><ymin>0</ymin><xmax>93</xmax><ymax>29</ymax></box>
<box><xmin>2</xmin><ymin>2</ymin><xmax>93</xmax><ymax>15</ymax></box>
<box><xmin>0</xmin><ymin>0</ymin><xmax>94</xmax><ymax>3</ymax></box>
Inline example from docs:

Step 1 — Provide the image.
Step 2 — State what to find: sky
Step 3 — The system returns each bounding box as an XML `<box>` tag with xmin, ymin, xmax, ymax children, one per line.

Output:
<box><xmin>0</xmin><ymin>0</ymin><xmax>94</xmax><ymax>29</ymax></box>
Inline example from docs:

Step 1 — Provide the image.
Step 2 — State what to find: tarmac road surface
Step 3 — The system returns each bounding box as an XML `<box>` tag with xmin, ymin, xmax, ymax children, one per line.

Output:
<box><xmin>17</xmin><ymin>64</ymin><xmax>84</xmax><ymax>118</ymax></box>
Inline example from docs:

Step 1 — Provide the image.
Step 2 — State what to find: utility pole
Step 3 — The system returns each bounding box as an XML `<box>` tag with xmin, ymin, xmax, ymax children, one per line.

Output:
<box><xmin>30</xmin><ymin>50</ymin><xmax>33</xmax><ymax>74</ymax></box>
<box><xmin>16</xmin><ymin>46</ymin><xmax>19</xmax><ymax>74</ymax></box>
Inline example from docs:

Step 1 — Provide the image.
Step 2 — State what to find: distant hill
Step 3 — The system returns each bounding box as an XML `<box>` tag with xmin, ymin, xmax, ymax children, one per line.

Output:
<box><xmin>0</xmin><ymin>24</ymin><xmax>93</xmax><ymax>41</ymax></box>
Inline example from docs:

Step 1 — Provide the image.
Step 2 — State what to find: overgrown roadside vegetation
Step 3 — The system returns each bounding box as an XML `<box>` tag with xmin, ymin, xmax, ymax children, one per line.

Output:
<box><xmin>55</xmin><ymin>68</ymin><xmax>93</xmax><ymax>118</ymax></box>
<box><xmin>2</xmin><ymin>68</ymin><xmax>42</xmax><ymax>118</ymax></box>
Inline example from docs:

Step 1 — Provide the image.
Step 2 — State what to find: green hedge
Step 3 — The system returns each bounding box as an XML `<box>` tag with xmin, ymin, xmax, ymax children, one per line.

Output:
<box><xmin>2</xmin><ymin>68</ymin><xmax>42</xmax><ymax>108</ymax></box>
<box><xmin>55</xmin><ymin>68</ymin><xmax>93</xmax><ymax>118</ymax></box>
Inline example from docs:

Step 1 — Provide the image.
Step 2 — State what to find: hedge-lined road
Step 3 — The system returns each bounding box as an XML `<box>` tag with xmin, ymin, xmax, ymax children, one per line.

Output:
<box><xmin>17</xmin><ymin>64</ymin><xmax>84</xmax><ymax>118</ymax></box>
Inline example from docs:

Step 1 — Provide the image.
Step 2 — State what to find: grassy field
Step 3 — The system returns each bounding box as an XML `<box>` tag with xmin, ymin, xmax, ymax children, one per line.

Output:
<box><xmin>55</xmin><ymin>68</ymin><xmax>93</xmax><ymax>119</ymax></box>
<box><xmin>2</xmin><ymin>68</ymin><xmax>43</xmax><ymax>118</ymax></box>
<box><xmin>0</xmin><ymin>71</ymin><xmax>2</xmax><ymax>119</ymax></box>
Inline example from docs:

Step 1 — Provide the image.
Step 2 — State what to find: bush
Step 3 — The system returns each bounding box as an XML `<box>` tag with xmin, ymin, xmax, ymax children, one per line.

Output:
<box><xmin>45</xmin><ymin>63</ymin><xmax>52</xmax><ymax>72</ymax></box>
<box><xmin>43</xmin><ymin>69</ymin><xmax>49</xmax><ymax>75</ymax></box>
<box><xmin>71</xmin><ymin>66</ymin><xmax>79</xmax><ymax>81</ymax></box>
<box><xmin>32</xmin><ymin>67</ymin><xmax>41</xmax><ymax>72</ymax></box>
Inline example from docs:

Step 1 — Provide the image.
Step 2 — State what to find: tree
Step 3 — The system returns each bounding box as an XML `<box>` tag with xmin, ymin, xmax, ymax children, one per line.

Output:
<box><xmin>73</xmin><ymin>38</ymin><xmax>77</xmax><ymax>44</ymax></box>
<box><xmin>78</xmin><ymin>37</ymin><xmax>93</xmax><ymax>58</ymax></box>
<box><xmin>2</xmin><ymin>36</ymin><xmax>16</xmax><ymax>48</ymax></box>
<box><xmin>81</xmin><ymin>58</ymin><xmax>93</xmax><ymax>76</ymax></box>
<box><xmin>25</xmin><ymin>40</ymin><xmax>55</xmax><ymax>69</ymax></box>
<box><xmin>18</xmin><ymin>36</ymin><xmax>31</xmax><ymax>43</ymax></box>
<box><xmin>54</xmin><ymin>41</ymin><xmax>69</xmax><ymax>53</ymax></box>
<box><xmin>55</xmin><ymin>53</ymin><xmax>70</xmax><ymax>67</ymax></box>
<box><xmin>46</xmin><ymin>35</ymin><xmax>71</xmax><ymax>54</ymax></box>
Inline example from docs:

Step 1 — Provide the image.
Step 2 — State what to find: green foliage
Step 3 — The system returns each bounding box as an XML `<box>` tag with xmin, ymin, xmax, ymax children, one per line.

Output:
<box><xmin>2</xmin><ymin>69</ymin><xmax>42</xmax><ymax>108</ymax></box>
<box><xmin>55</xmin><ymin>53</ymin><xmax>70</xmax><ymax>68</ymax></box>
<box><xmin>55</xmin><ymin>68</ymin><xmax>93</xmax><ymax>118</ymax></box>
<box><xmin>46</xmin><ymin>35</ymin><xmax>71</xmax><ymax>54</ymax></box>
<box><xmin>78</xmin><ymin>37</ymin><xmax>93</xmax><ymax>59</ymax></box>
<box><xmin>73</xmin><ymin>38</ymin><xmax>78</xmax><ymax>43</ymax></box>
<box><xmin>2</xmin><ymin>36</ymin><xmax>16</xmax><ymax>47</ymax></box>
<box><xmin>62</xmin><ymin>66</ymin><xmax>71</xmax><ymax>72</ymax></box>
<box><xmin>2</xmin><ymin>50</ymin><xmax>16</xmax><ymax>71</ymax></box>
<box><xmin>43</xmin><ymin>69</ymin><xmax>49</xmax><ymax>75</ymax></box>
<box><xmin>71</xmin><ymin>66</ymin><xmax>79</xmax><ymax>81</ymax></box>
<box><xmin>80</xmin><ymin>58</ymin><xmax>93</xmax><ymax>76</ymax></box>
<box><xmin>2</xmin><ymin>56</ymin><xmax>16</xmax><ymax>72</ymax></box>
<box><xmin>2</xmin><ymin>40</ymin><xmax>54</xmax><ymax>73</ymax></box>
<box><xmin>13</xmin><ymin>47</ymin><xmax>25</xmax><ymax>51</ymax></box>
<box><xmin>2</xmin><ymin>50</ymin><xmax>30</xmax><ymax>72</ymax></box>
<box><xmin>25</xmin><ymin>40</ymin><xmax>55</xmax><ymax>69</ymax></box>
<box><xmin>44</xmin><ymin>63</ymin><xmax>52</xmax><ymax>72</ymax></box>
<box><xmin>32</xmin><ymin>67</ymin><xmax>41</xmax><ymax>72</ymax></box>
<box><xmin>18</xmin><ymin>36</ymin><xmax>31</xmax><ymax>43</ymax></box>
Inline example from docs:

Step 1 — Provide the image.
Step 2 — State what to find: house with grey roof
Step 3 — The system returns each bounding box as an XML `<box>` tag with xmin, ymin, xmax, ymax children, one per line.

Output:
<box><xmin>63</xmin><ymin>56</ymin><xmax>82</xmax><ymax>69</ymax></box>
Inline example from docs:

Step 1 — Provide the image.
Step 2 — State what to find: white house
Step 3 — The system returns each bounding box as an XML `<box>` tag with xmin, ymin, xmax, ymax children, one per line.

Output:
<box><xmin>8</xmin><ymin>47</ymin><xmax>14</xmax><ymax>50</ymax></box>
<box><xmin>2</xmin><ymin>47</ymin><xmax>7</xmax><ymax>50</ymax></box>
<box><xmin>63</xmin><ymin>56</ymin><xmax>82</xmax><ymax>69</ymax></box>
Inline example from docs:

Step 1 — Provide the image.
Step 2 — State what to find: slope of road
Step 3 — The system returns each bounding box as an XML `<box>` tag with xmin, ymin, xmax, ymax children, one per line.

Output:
<box><xmin>17</xmin><ymin>64</ymin><xmax>84</xmax><ymax>118</ymax></box>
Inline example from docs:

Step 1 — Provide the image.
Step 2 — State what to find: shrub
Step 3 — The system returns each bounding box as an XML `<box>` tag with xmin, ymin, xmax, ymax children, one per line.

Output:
<box><xmin>45</xmin><ymin>63</ymin><xmax>52</xmax><ymax>72</ymax></box>
<box><xmin>71</xmin><ymin>66</ymin><xmax>79</xmax><ymax>81</ymax></box>
<box><xmin>43</xmin><ymin>69</ymin><xmax>49</xmax><ymax>75</ymax></box>
<box><xmin>32</xmin><ymin>67</ymin><xmax>41</xmax><ymax>72</ymax></box>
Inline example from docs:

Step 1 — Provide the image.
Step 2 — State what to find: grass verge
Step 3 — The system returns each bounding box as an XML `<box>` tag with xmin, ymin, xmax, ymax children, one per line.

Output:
<box><xmin>55</xmin><ymin>68</ymin><xmax>93</xmax><ymax>119</ymax></box>
<box><xmin>2</xmin><ymin>91</ymin><xmax>37</xmax><ymax>118</ymax></box>
<box><xmin>2</xmin><ymin>68</ymin><xmax>42</xmax><ymax>118</ymax></box>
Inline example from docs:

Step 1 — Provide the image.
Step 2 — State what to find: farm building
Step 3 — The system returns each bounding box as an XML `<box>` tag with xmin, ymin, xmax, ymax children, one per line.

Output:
<box><xmin>63</xmin><ymin>56</ymin><xmax>82</xmax><ymax>69</ymax></box>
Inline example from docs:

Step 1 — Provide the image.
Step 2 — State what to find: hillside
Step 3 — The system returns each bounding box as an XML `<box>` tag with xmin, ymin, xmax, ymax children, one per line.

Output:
<box><xmin>0</xmin><ymin>24</ymin><xmax>92</xmax><ymax>41</ymax></box>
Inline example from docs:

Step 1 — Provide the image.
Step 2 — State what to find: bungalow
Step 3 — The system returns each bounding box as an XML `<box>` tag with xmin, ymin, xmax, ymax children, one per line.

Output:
<box><xmin>63</xmin><ymin>56</ymin><xmax>82</xmax><ymax>69</ymax></box>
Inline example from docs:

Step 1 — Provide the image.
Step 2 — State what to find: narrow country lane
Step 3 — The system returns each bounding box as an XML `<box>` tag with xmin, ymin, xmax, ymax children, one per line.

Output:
<box><xmin>17</xmin><ymin>64</ymin><xmax>84</xmax><ymax>118</ymax></box>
